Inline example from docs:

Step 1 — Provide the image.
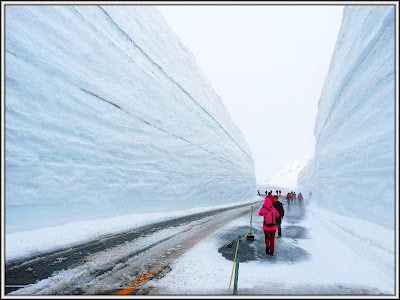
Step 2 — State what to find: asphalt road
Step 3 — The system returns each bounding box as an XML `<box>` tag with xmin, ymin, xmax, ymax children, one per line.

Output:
<box><xmin>6</xmin><ymin>198</ymin><xmax>263</xmax><ymax>295</ymax></box>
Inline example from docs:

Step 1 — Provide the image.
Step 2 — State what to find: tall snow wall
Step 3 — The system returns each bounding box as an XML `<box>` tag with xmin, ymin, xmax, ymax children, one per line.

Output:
<box><xmin>298</xmin><ymin>6</ymin><xmax>395</xmax><ymax>229</ymax></box>
<box><xmin>5</xmin><ymin>6</ymin><xmax>256</xmax><ymax>233</ymax></box>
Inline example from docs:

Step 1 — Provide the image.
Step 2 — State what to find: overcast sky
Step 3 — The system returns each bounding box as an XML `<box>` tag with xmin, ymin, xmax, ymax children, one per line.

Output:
<box><xmin>158</xmin><ymin>5</ymin><xmax>344</xmax><ymax>184</ymax></box>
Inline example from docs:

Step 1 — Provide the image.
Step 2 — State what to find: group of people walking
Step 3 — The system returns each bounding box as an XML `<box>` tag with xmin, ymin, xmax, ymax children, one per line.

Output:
<box><xmin>257</xmin><ymin>189</ymin><xmax>311</xmax><ymax>256</ymax></box>
<box><xmin>286</xmin><ymin>191</ymin><xmax>303</xmax><ymax>204</ymax></box>
<box><xmin>257</xmin><ymin>189</ymin><xmax>282</xmax><ymax>197</ymax></box>
<box><xmin>258</xmin><ymin>192</ymin><xmax>284</xmax><ymax>256</ymax></box>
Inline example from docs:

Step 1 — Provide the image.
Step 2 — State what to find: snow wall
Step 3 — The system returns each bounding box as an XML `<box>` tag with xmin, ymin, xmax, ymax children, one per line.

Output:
<box><xmin>297</xmin><ymin>6</ymin><xmax>395</xmax><ymax>229</ymax></box>
<box><xmin>5</xmin><ymin>6</ymin><xmax>256</xmax><ymax>233</ymax></box>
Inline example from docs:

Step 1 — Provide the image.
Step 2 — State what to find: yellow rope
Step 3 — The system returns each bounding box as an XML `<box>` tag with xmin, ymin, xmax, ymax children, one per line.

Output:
<box><xmin>227</xmin><ymin>238</ymin><xmax>240</xmax><ymax>295</ymax></box>
<box><xmin>226</xmin><ymin>231</ymin><xmax>250</xmax><ymax>295</ymax></box>
<box><xmin>227</xmin><ymin>205</ymin><xmax>254</xmax><ymax>294</ymax></box>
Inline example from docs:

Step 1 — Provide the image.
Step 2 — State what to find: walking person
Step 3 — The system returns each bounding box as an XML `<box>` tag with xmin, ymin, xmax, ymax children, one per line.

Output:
<box><xmin>272</xmin><ymin>195</ymin><xmax>284</xmax><ymax>238</ymax></box>
<box><xmin>298</xmin><ymin>192</ymin><xmax>303</xmax><ymax>204</ymax></box>
<box><xmin>286</xmin><ymin>192</ymin><xmax>292</xmax><ymax>209</ymax></box>
<box><xmin>259</xmin><ymin>198</ymin><xmax>280</xmax><ymax>256</ymax></box>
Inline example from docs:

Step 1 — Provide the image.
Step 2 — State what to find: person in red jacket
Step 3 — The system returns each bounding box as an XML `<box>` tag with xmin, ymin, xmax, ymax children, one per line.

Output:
<box><xmin>298</xmin><ymin>192</ymin><xmax>304</xmax><ymax>204</ymax></box>
<box><xmin>259</xmin><ymin>198</ymin><xmax>280</xmax><ymax>255</ymax></box>
<box><xmin>286</xmin><ymin>192</ymin><xmax>292</xmax><ymax>208</ymax></box>
<box><xmin>286</xmin><ymin>192</ymin><xmax>292</xmax><ymax>201</ymax></box>
<box><xmin>266</xmin><ymin>191</ymin><xmax>274</xmax><ymax>203</ymax></box>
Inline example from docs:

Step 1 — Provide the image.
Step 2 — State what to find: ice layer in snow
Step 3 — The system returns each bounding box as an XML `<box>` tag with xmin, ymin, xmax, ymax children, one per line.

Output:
<box><xmin>5</xmin><ymin>6</ymin><xmax>256</xmax><ymax>234</ymax></box>
<box><xmin>297</xmin><ymin>6</ymin><xmax>395</xmax><ymax>229</ymax></box>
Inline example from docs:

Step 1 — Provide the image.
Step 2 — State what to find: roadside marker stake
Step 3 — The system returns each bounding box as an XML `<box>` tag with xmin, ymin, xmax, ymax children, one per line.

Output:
<box><xmin>247</xmin><ymin>206</ymin><xmax>255</xmax><ymax>241</ymax></box>
<box><xmin>233</xmin><ymin>237</ymin><xmax>241</xmax><ymax>295</ymax></box>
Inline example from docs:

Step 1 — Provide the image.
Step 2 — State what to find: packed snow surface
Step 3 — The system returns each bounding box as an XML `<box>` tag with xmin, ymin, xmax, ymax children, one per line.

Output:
<box><xmin>297</xmin><ymin>6</ymin><xmax>395</xmax><ymax>229</ymax></box>
<box><xmin>5</xmin><ymin>6</ymin><xmax>256</xmax><ymax>234</ymax></box>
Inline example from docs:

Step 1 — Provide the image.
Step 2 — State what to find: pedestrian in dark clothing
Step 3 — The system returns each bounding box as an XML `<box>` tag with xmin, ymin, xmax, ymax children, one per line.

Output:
<box><xmin>272</xmin><ymin>195</ymin><xmax>284</xmax><ymax>237</ymax></box>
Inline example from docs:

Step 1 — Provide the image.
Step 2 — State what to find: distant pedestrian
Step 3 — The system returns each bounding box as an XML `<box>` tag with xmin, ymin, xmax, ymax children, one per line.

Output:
<box><xmin>272</xmin><ymin>195</ymin><xmax>284</xmax><ymax>238</ymax></box>
<box><xmin>298</xmin><ymin>192</ymin><xmax>303</xmax><ymax>204</ymax></box>
<box><xmin>293</xmin><ymin>192</ymin><xmax>296</xmax><ymax>203</ymax></box>
<box><xmin>286</xmin><ymin>192</ymin><xmax>292</xmax><ymax>203</ymax></box>
<box><xmin>259</xmin><ymin>198</ymin><xmax>280</xmax><ymax>256</ymax></box>
<box><xmin>258</xmin><ymin>190</ymin><xmax>260</xmax><ymax>195</ymax></box>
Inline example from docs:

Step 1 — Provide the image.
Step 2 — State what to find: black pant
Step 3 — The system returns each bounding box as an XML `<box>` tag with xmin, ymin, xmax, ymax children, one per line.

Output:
<box><xmin>276</xmin><ymin>218</ymin><xmax>282</xmax><ymax>236</ymax></box>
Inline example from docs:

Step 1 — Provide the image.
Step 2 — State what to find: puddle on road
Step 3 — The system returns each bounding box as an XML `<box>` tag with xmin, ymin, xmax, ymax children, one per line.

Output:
<box><xmin>217</xmin><ymin>226</ymin><xmax>311</xmax><ymax>264</ymax></box>
<box><xmin>283</xmin><ymin>204</ymin><xmax>307</xmax><ymax>224</ymax></box>
<box><xmin>282</xmin><ymin>225</ymin><xmax>310</xmax><ymax>239</ymax></box>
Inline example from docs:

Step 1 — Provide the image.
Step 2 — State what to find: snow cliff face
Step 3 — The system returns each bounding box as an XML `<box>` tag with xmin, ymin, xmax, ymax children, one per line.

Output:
<box><xmin>5</xmin><ymin>6</ymin><xmax>256</xmax><ymax>233</ymax></box>
<box><xmin>298</xmin><ymin>6</ymin><xmax>395</xmax><ymax>229</ymax></box>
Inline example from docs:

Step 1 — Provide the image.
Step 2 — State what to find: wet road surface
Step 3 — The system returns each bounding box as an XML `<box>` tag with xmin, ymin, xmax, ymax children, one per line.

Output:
<box><xmin>5</xmin><ymin>199</ymin><xmax>262</xmax><ymax>295</ymax></box>
<box><xmin>214</xmin><ymin>201</ymin><xmax>383</xmax><ymax>295</ymax></box>
<box><xmin>218</xmin><ymin>201</ymin><xmax>311</xmax><ymax>264</ymax></box>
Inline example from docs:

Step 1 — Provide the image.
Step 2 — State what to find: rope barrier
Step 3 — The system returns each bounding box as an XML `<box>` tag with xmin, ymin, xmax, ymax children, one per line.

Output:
<box><xmin>227</xmin><ymin>238</ymin><xmax>240</xmax><ymax>295</ymax></box>
<box><xmin>227</xmin><ymin>231</ymin><xmax>250</xmax><ymax>295</ymax></box>
<box><xmin>227</xmin><ymin>206</ymin><xmax>254</xmax><ymax>295</ymax></box>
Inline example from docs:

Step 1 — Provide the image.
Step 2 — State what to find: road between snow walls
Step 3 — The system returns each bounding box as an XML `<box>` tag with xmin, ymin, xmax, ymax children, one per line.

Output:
<box><xmin>7</xmin><ymin>196</ymin><xmax>394</xmax><ymax>295</ymax></box>
<box><xmin>6</xmin><ymin>199</ymin><xmax>262</xmax><ymax>295</ymax></box>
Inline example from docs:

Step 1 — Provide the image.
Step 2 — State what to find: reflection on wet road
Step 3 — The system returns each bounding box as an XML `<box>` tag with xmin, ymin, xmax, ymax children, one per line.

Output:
<box><xmin>218</xmin><ymin>202</ymin><xmax>311</xmax><ymax>264</ymax></box>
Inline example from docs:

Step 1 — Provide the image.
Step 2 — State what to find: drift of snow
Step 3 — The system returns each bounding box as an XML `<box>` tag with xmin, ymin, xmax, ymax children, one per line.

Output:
<box><xmin>5</xmin><ymin>6</ymin><xmax>255</xmax><ymax>234</ymax></box>
<box><xmin>297</xmin><ymin>6</ymin><xmax>395</xmax><ymax>229</ymax></box>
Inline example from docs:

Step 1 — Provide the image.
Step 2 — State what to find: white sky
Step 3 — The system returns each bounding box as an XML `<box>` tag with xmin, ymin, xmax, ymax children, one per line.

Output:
<box><xmin>158</xmin><ymin>5</ymin><xmax>344</xmax><ymax>184</ymax></box>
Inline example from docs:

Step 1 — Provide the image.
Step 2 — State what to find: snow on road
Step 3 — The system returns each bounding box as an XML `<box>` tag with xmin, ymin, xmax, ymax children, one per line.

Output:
<box><xmin>7</xmin><ymin>199</ymin><xmax>260</xmax><ymax>295</ymax></box>
<box><xmin>144</xmin><ymin>201</ymin><xmax>394</xmax><ymax>295</ymax></box>
<box><xmin>6</xmin><ymin>198</ymin><xmax>395</xmax><ymax>296</ymax></box>
<box><xmin>6</xmin><ymin>197</ymin><xmax>258</xmax><ymax>263</ymax></box>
